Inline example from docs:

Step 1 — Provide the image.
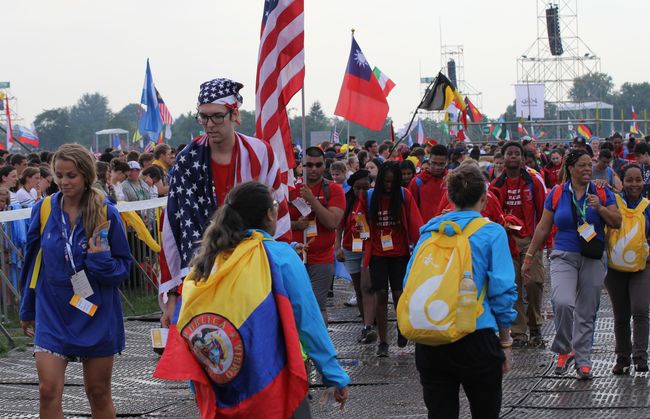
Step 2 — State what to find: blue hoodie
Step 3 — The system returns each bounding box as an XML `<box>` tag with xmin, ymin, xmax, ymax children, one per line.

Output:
<box><xmin>405</xmin><ymin>210</ymin><xmax>517</xmax><ymax>332</ymax></box>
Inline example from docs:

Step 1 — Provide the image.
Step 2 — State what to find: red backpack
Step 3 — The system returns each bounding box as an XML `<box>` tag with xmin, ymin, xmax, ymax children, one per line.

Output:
<box><xmin>550</xmin><ymin>183</ymin><xmax>608</xmax><ymax>211</ymax></box>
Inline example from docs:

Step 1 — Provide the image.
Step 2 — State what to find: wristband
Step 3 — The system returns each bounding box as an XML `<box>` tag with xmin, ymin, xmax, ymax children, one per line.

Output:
<box><xmin>524</xmin><ymin>252</ymin><xmax>534</xmax><ymax>258</ymax></box>
<box><xmin>500</xmin><ymin>339</ymin><xmax>513</xmax><ymax>348</ymax></box>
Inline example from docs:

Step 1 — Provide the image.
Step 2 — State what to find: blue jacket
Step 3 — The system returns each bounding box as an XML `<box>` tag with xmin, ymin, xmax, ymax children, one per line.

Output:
<box><xmin>19</xmin><ymin>193</ymin><xmax>131</xmax><ymax>357</ymax></box>
<box><xmin>407</xmin><ymin>211</ymin><xmax>518</xmax><ymax>331</ymax></box>
<box><xmin>259</xmin><ymin>230</ymin><xmax>350</xmax><ymax>389</ymax></box>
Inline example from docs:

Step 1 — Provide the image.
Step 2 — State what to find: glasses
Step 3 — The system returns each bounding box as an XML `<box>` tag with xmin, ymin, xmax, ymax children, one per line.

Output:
<box><xmin>304</xmin><ymin>162</ymin><xmax>324</xmax><ymax>168</ymax></box>
<box><xmin>195</xmin><ymin>109</ymin><xmax>232</xmax><ymax>125</ymax></box>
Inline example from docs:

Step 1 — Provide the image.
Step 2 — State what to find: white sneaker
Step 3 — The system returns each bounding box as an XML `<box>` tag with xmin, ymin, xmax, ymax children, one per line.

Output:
<box><xmin>344</xmin><ymin>296</ymin><xmax>357</xmax><ymax>307</ymax></box>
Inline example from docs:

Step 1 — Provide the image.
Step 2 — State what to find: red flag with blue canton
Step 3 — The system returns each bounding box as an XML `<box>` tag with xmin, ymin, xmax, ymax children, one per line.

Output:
<box><xmin>154</xmin><ymin>232</ymin><xmax>307</xmax><ymax>418</ymax></box>
<box><xmin>335</xmin><ymin>36</ymin><xmax>389</xmax><ymax>131</ymax></box>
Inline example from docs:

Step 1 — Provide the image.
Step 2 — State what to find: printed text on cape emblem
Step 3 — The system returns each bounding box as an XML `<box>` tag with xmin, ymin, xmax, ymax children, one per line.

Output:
<box><xmin>182</xmin><ymin>313</ymin><xmax>245</xmax><ymax>384</ymax></box>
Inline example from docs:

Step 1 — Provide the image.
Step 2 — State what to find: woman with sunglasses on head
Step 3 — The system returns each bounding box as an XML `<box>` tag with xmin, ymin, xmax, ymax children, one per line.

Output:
<box><xmin>523</xmin><ymin>149</ymin><xmax>621</xmax><ymax>380</ymax></box>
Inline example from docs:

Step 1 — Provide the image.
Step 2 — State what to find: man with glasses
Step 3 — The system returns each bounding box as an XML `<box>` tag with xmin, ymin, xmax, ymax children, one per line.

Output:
<box><xmin>407</xmin><ymin>144</ymin><xmax>448</xmax><ymax>222</ymax></box>
<box><xmin>289</xmin><ymin>146</ymin><xmax>345</xmax><ymax>324</ymax></box>
<box><xmin>159</xmin><ymin>77</ymin><xmax>291</xmax><ymax>327</ymax></box>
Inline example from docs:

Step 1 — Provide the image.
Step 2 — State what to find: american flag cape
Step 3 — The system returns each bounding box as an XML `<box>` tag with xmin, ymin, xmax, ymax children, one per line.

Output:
<box><xmin>159</xmin><ymin>132</ymin><xmax>291</xmax><ymax>297</ymax></box>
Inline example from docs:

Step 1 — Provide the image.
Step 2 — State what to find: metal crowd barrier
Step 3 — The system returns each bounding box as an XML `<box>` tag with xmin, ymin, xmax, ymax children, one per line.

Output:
<box><xmin>0</xmin><ymin>198</ymin><xmax>168</xmax><ymax>331</ymax></box>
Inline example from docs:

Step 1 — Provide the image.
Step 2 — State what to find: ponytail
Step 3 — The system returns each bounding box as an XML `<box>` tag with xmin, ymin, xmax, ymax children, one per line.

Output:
<box><xmin>189</xmin><ymin>181</ymin><xmax>274</xmax><ymax>281</ymax></box>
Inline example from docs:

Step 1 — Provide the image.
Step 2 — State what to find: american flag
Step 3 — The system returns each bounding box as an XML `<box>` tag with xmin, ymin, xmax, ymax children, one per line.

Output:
<box><xmin>159</xmin><ymin>132</ymin><xmax>292</xmax><ymax>296</ymax></box>
<box><xmin>155</xmin><ymin>88</ymin><xmax>173</xmax><ymax>125</ymax></box>
<box><xmin>255</xmin><ymin>0</ymin><xmax>304</xmax><ymax>186</ymax></box>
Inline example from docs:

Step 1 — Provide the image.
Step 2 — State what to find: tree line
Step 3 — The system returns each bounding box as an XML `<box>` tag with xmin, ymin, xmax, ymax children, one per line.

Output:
<box><xmin>29</xmin><ymin>71</ymin><xmax>649</xmax><ymax>151</ymax></box>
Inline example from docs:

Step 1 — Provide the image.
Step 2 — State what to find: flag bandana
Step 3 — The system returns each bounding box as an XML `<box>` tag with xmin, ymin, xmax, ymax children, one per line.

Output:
<box><xmin>198</xmin><ymin>78</ymin><xmax>244</xmax><ymax>108</ymax></box>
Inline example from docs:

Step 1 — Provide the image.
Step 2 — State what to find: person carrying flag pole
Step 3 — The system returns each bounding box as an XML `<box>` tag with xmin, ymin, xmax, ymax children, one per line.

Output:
<box><xmin>159</xmin><ymin>78</ymin><xmax>291</xmax><ymax>328</ymax></box>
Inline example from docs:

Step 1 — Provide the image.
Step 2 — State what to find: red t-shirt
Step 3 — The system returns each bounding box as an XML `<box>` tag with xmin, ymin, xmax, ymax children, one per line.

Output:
<box><xmin>407</xmin><ymin>170</ymin><xmax>447</xmax><ymax>223</ymax></box>
<box><xmin>289</xmin><ymin>179</ymin><xmax>345</xmax><ymax>264</ymax></box>
<box><xmin>365</xmin><ymin>189</ymin><xmax>423</xmax><ymax>258</ymax></box>
<box><xmin>340</xmin><ymin>192</ymin><xmax>368</xmax><ymax>251</ymax></box>
<box><xmin>504</xmin><ymin>177</ymin><xmax>534</xmax><ymax>237</ymax></box>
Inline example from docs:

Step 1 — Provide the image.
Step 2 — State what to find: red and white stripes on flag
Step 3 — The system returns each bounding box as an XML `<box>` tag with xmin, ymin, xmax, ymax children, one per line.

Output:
<box><xmin>4</xmin><ymin>96</ymin><xmax>13</xmax><ymax>149</ymax></box>
<box><xmin>255</xmin><ymin>0</ymin><xmax>304</xmax><ymax>188</ymax></box>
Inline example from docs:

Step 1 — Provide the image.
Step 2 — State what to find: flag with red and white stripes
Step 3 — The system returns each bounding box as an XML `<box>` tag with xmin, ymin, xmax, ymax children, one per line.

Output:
<box><xmin>255</xmin><ymin>0</ymin><xmax>304</xmax><ymax>187</ymax></box>
<box><xmin>156</xmin><ymin>87</ymin><xmax>173</xmax><ymax>140</ymax></box>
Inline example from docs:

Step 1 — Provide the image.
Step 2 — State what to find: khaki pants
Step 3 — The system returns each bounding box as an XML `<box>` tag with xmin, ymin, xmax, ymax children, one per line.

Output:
<box><xmin>511</xmin><ymin>235</ymin><xmax>545</xmax><ymax>338</ymax></box>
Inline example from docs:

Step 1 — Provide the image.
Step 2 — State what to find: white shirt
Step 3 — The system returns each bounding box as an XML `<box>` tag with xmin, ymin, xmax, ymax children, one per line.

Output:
<box><xmin>14</xmin><ymin>187</ymin><xmax>38</xmax><ymax>207</ymax></box>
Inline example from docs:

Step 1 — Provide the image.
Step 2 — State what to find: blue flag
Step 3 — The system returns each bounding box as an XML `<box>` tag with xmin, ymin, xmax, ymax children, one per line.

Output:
<box><xmin>113</xmin><ymin>134</ymin><xmax>121</xmax><ymax>150</ymax></box>
<box><xmin>138</xmin><ymin>59</ymin><xmax>163</xmax><ymax>142</ymax></box>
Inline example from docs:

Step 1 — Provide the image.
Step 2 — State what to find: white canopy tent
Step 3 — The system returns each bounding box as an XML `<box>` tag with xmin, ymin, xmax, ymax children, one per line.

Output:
<box><xmin>94</xmin><ymin>128</ymin><xmax>130</xmax><ymax>152</ymax></box>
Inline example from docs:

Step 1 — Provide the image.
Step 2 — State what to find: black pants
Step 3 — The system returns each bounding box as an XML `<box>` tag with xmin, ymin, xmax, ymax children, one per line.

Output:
<box><xmin>415</xmin><ymin>329</ymin><xmax>504</xmax><ymax>419</ymax></box>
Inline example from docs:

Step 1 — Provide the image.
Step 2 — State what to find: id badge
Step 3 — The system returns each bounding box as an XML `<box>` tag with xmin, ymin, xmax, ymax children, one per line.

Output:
<box><xmin>306</xmin><ymin>220</ymin><xmax>318</xmax><ymax>238</ymax></box>
<box><xmin>578</xmin><ymin>223</ymin><xmax>597</xmax><ymax>242</ymax></box>
<box><xmin>352</xmin><ymin>238</ymin><xmax>363</xmax><ymax>253</ymax></box>
<box><xmin>71</xmin><ymin>270</ymin><xmax>94</xmax><ymax>299</ymax></box>
<box><xmin>69</xmin><ymin>294</ymin><xmax>98</xmax><ymax>317</ymax></box>
<box><xmin>381</xmin><ymin>233</ymin><xmax>394</xmax><ymax>251</ymax></box>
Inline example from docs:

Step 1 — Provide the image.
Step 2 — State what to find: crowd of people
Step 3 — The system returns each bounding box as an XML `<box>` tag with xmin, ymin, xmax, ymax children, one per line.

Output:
<box><xmin>11</xmin><ymin>74</ymin><xmax>650</xmax><ymax>418</ymax></box>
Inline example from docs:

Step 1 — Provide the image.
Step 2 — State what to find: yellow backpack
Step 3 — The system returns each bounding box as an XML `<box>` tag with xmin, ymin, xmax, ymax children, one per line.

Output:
<box><xmin>397</xmin><ymin>217</ymin><xmax>488</xmax><ymax>346</ymax></box>
<box><xmin>606</xmin><ymin>194</ymin><xmax>650</xmax><ymax>272</ymax></box>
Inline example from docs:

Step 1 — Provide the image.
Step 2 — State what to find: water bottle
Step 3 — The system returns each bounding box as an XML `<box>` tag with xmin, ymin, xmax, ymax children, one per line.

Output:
<box><xmin>99</xmin><ymin>229</ymin><xmax>110</xmax><ymax>251</ymax></box>
<box><xmin>456</xmin><ymin>271</ymin><xmax>477</xmax><ymax>332</ymax></box>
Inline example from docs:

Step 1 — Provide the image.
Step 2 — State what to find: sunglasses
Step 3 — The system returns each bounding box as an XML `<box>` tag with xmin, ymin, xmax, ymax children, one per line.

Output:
<box><xmin>304</xmin><ymin>162</ymin><xmax>324</xmax><ymax>168</ymax></box>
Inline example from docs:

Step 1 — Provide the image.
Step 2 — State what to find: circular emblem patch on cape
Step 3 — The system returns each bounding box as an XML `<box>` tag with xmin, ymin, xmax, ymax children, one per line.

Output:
<box><xmin>181</xmin><ymin>313</ymin><xmax>245</xmax><ymax>384</ymax></box>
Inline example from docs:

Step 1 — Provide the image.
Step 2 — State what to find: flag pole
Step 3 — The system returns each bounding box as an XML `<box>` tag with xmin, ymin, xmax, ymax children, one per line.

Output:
<box><xmin>301</xmin><ymin>86</ymin><xmax>307</xmax><ymax>263</ymax></box>
<box><xmin>346</xmin><ymin>28</ymin><xmax>354</xmax><ymax>161</ymax></box>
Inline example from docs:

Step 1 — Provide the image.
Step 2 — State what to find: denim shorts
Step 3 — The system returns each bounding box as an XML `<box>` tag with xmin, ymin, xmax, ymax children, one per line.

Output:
<box><xmin>342</xmin><ymin>248</ymin><xmax>363</xmax><ymax>275</ymax></box>
<box><xmin>34</xmin><ymin>345</ymin><xmax>87</xmax><ymax>363</ymax></box>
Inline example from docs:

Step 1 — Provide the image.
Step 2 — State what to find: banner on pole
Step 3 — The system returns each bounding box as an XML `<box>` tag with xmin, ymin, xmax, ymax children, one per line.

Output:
<box><xmin>514</xmin><ymin>83</ymin><xmax>545</xmax><ymax>119</ymax></box>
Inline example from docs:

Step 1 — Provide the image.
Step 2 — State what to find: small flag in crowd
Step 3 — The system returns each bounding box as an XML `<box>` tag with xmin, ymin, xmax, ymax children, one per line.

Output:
<box><xmin>491</xmin><ymin>117</ymin><xmax>508</xmax><ymax>140</ymax></box>
<box><xmin>144</xmin><ymin>140</ymin><xmax>155</xmax><ymax>153</ymax></box>
<box><xmin>577</xmin><ymin>123</ymin><xmax>592</xmax><ymax>139</ymax></box>
<box><xmin>419</xmin><ymin>72</ymin><xmax>466</xmax><ymax>112</ymax></box>
<box><xmin>373</xmin><ymin>66</ymin><xmax>395</xmax><ymax>97</ymax></box>
<box><xmin>335</xmin><ymin>35</ymin><xmax>389</xmax><ymax>131</ymax></box>
<box><xmin>465</xmin><ymin>97</ymin><xmax>483</xmax><ymax>122</ymax></box>
<box><xmin>113</xmin><ymin>134</ymin><xmax>122</xmax><ymax>150</ymax></box>
<box><xmin>156</xmin><ymin>88</ymin><xmax>173</xmax><ymax>140</ymax></box>
<box><xmin>416</xmin><ymin>119</ymin><xmax>425</xmax><ymax>145</ymax></box>
<box><xmin>630</xmin><ymin>106</ymin><xmax>639</xmax><ymax>135</ymax></box>
<box><xmin>4</xmin><ymin>94</ymin><xmax>13</xmax><ymax>150</ymax></box>
<box><xmin>138</xmin><ymin>59</ymin><xmax>163</xmax><ymax>142</ymax></box>
<box><xmin>331</xmin><ymin>126</ymin><xmax>340</xmax><ymax>144</ymax></box>
<box><xmin>15</xmin><ymin>124</ymin><xmax>40</xmax><ymax>147</ymax></box>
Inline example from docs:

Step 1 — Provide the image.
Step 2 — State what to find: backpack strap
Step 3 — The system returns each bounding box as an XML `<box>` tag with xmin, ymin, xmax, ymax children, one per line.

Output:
<box><xmin>322</xmin><ymin>178</ymin><xmax>330</xmax><ymax>207</ymax></box>
<box><xmin>415</xmin><ymin>176</ymin><xmax>423</xmax><ymax>205</ymax></box>
<box><xmin>461</xmin><ymin>217</ymin><xmax>489</xmax><ymax>237</ymax></box>
<box><xmin>551</xmin><ymin>184</ymin><xmax>564</xmax><ymax>211</ymax></box>
<box><xmin>30</xmin><ymin>196</ymin><xmax>53</xmax><ymax>289</ymax></box>
<box><xmin>638</xmin><ymin>198</ymin><xmax>650</xmax><ymax>213</ymax></box>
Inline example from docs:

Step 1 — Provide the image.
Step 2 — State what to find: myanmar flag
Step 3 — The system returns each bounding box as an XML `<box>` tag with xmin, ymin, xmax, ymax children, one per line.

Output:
<box><xmin>154</xmin><ymin>232</ymin><xmax>307</xmax><ymax>418</ymax></box>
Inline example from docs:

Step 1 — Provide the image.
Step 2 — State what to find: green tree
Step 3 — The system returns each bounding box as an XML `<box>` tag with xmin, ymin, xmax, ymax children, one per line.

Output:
<box><xmin>569</xmin><ymin>72</ymin><xmax>614</xmax><ymax>102</ymax></box>
<box><xmin>238</xmin><ymin>109</ymin><xmax>256</xmax><ymax>137</ymax></box>
<box><xmin>170</xmin><ymin>112</ymin><xmax>201</xmax><ymax>147</ymax></box>
<box><xmin>69</xmin><ymin>92</ymin><xmax>113</xmax><ymax>147</ymax></box>
<box><xmin>34</xmin><ymin>108</ymin><xmax>72</xmax><ymax>151</ymax></box>
<box><xmin>109</xmin><ymin>103</ymin><xmax>140</xmax><ymax>134</ymax></box>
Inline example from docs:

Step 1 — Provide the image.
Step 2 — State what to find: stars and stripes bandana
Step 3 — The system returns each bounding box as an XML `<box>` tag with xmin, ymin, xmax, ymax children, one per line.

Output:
<box><xmin>198</xmin><ymin>78</ymin><xmax>243</xmax><ymax>108</ymax></box>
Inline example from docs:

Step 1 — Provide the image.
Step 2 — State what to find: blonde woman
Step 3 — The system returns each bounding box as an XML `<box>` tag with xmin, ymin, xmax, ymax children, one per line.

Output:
<box><xmin>20</xmin><ymin>144</ymin><xmax>131</xmax><ymax>418</ymax></box>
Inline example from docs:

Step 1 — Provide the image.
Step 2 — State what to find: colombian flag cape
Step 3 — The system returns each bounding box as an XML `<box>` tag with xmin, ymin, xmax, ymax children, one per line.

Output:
<box><xmin>154</xmin><ymin>232</ymin><xmax>308</xmax><ymax>418</ymax></box>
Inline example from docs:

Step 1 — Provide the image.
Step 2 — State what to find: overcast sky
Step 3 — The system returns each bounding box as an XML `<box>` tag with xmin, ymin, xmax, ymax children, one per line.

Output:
<box><xmin>4</xmin><ymin>0</ymin><xmax>649</xmax><ymax>130</ymax></box>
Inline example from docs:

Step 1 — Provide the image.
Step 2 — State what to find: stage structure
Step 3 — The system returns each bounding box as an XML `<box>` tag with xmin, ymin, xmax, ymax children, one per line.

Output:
<box><xmin>439</xmin><ymin>45</ymin><xmax>483</xmax><ymax>111</ymax></box>
<box><xmin>517</xmin><ymin>0</ymin><xmax>600</xmax><ymax>112</ymax></box>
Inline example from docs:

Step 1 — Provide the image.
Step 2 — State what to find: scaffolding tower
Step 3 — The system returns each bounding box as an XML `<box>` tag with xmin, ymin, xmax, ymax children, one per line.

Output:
<box><xmin>517</xmin><ymin>0</ymin><xmax>601</xmax><ymax>107</ymax></box>
<box><xmin>439</xmin><ymin>44</ymin><xmax>483</xmax><ymax>110</ymax></box>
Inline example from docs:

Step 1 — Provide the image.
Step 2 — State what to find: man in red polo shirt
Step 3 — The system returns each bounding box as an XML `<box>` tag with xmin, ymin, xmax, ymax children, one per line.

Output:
<box><xmin>408</xmin><ymin>144</ymin><xmax>448</xmax><ymax>222</ymax></box>
<box><xmin>290</xmin><ymin>147</ymin><xmax>345</xmax><ymax>324</ymax></box>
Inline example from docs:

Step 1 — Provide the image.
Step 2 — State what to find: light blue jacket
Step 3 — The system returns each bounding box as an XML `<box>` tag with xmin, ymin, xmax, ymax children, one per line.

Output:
<box><xmin>260</xmin><ymin>230</ymin><xmax>350</xmax><ymax>389</ymax></box>
<box><xmin>405</xmin><ymin>210</ymin><xmax>517</xmax><ymax>331</ymax></box>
